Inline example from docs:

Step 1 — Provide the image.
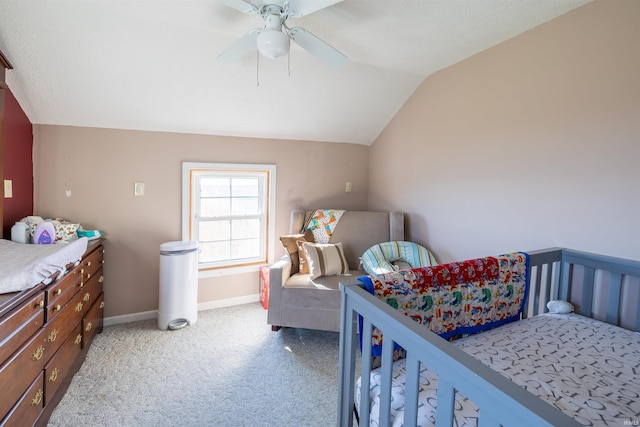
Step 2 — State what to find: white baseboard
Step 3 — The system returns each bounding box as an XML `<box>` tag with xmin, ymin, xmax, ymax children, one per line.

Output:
<box><xmin>197</xmin><ymin>293</ymin><xmax>260</xmax><ymax>311</ymax></box>
<box><xmin>103</xmin><ymin>310</ymin><xmax>157</xmax><ymax>327</ymax></box>
<box><xmin>103</xmin><ymin>293</ymin><xmax>261</xmax><ymax>327</ymax></box>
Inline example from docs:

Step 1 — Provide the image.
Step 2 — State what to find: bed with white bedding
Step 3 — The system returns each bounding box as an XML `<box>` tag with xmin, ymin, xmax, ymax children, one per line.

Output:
<box><xmin>338</xmin><ymin>248</ymin><xmax>640</xmax><ymax>427</ymax></box>
<box><xmin>0</xmin><ymin>237</ymin><xmax>88</xmax><ymax>293</ymax></box>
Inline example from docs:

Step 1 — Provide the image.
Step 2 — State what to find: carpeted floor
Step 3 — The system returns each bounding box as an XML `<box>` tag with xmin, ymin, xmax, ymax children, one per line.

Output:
<box><xmin>47</xmin><ymin>303</ymin><xmax>344</xmax><ymax>427</ymax></box>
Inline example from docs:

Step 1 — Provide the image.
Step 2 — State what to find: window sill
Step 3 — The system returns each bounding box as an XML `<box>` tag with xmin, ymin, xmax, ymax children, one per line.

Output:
<box><xmin>198</xmin><ymin>264</ymin><xmax>263</xmax><ymax>279</ymax></box>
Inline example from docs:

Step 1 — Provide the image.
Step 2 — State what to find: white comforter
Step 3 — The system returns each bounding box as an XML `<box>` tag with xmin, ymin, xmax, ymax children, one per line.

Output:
<box><xmin>357</xmin><ymin>313</ymin><xmax>640</xmax><ymax>426</ymax></box>
<box><xmin>0</xmin><ymin>237</ymin><xmax>88</xmax><ymax>293</ymax></box>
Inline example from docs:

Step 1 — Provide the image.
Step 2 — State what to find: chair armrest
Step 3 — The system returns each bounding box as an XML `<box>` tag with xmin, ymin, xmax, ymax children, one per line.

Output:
<box><xmin>269</xmin><ymin>256</ymin><xmax>292</xmax><ymax>286</ymax></box>
<box><xmin>267</xmin><ymin>256</ymin><xmax>291</xmax><ymax>327</ymax></box>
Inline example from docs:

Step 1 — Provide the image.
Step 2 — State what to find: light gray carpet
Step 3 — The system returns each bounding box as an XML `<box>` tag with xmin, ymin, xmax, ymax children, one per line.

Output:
<box><xmin>48</xmin><ymin>303</ymin><xmax>343</xmax><ymax>427</ymax></box>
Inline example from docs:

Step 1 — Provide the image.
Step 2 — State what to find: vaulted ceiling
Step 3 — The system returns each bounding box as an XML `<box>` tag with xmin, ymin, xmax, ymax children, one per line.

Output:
<box><xmin>0</xmin><ymin>0</ymin><xmax>591</xmax><ymax>145</ymax></box>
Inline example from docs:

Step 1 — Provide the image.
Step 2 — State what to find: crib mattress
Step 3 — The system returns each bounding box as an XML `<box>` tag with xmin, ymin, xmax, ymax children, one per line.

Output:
<box><xmin>0</xmin><ymin>237</ymin><xmax>89</xmax><ymax>294</ymax></box>
<box><xmin>357</xmin><ymin>313</ymin><xmax>640</xmax><ymax>426</ymax></box>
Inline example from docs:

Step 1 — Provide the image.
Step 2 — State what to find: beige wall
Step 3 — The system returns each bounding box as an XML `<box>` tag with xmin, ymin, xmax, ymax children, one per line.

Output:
<box><xmin>368</xmin><ymin>0</ymin><xmax>640</xmax><ymax>262</ymax></box>
<box><xmin>33</xmin><ymin>0</ymin><xmax>640</xmax><ymax>320</ymax></box>
<box><xmin>33</xmin><ymin>126</ymin><xmax>369</xmax><ymax>318</ymax></box>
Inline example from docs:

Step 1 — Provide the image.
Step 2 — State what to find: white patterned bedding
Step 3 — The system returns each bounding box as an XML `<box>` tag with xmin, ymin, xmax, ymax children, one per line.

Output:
<box><xmin>0</xmin><ymin>237</ymin><xmax>89</xmax><ymax>293</ymax></box>
<box><xmin>356</xmin><ymin>313</ymin><xmax>640</xmax><ymax>426</ymax></box>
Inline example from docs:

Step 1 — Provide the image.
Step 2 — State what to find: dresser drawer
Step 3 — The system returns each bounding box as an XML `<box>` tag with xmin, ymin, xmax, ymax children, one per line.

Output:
<box><xmin>45</xmin><ymin>268</ymin><xmax>83</xmax><ymax>322</ymax></box>
<box><xmin>83</xmin><ymin>292</ymin><xmax>104</xmax><ymax>349</ymax></box>
<box><xmin>80</xmin><ymin>245</ymin><xmax>105</xmax><ymax>285</ymax></box>
<box><xmin>0</xmin><ymin>328</ymin><xmax>46</xmax><ymax>417</ymax></box>
<box><xmin>44</xmin><ymin>324</ymin><xmax>82</xmax><ymax>405</ymax></box>
<box><xmin>79</xmin><ymin>267</ymin><xmax>103</xmax><ymax>314</ymax></box>
<box><xmin>0</xmin><ymin>292</ymin><xmax>45</xmax><ymax>366</ymax></box>
<box><xmin>0</xmin><ymin>371</ymin><xmax>44</xmax><ymax>427</ymax></box>
<box><xmin>44</xmin><ymin>290</ymin><xmax>86</xmax><ymax>361</ymax></box>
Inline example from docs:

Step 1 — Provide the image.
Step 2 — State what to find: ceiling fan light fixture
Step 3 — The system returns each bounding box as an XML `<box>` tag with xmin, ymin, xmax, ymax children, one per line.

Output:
<box><xmin>256</xmin><ymin>28</ymin><xmax>290</xmax><ymax>59</ymax></box>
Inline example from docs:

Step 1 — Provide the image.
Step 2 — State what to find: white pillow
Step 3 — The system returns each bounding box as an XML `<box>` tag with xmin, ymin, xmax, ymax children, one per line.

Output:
<box><xmin>302</xmin><ymin>242</ymin><xmax>349</xmax><ymax>280</ymax></box>
<box><xmin>547</xmin><ymin>300</ymin><xmax>574</xmax><ymax>314</ymax></box>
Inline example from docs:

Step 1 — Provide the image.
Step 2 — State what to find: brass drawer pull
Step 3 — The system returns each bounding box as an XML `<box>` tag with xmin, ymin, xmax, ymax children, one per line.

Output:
<box><xmin>83</xmin><ymin>292</ymin><xmax>91</xmax><ymax>302</ymax></box>
<box><xmin>99</xmin><ymin>275</ymin><xmax>105</xmax><ymax>283</ymax></box>
<box><xmin>54</xmin><ymin>304</ymin><xmax>61</xmax><ymax>312</ymax></box>
<box><xmin>55</xmin><ymin>288</ymin><xmax>62</xmax><ymax>295</ymax></box>
<box><xmin>48</xmin><ymin>329</ymin><xmax>58</xmax><ymax>343</ymax></box>
<box><xmin>31</xmin><ymin>389</ymin><xmax>43</xmax><ymax>406</ymax></box>
<box><xmin>80</xmin><ymin>281</ymin><xmax>84</xmax><ymax>288</ymax></box>
<box><xmin>87</xmin><ymin>261</ymin><xmax>92</xmax><ymax>267</ymax></box>
<box><xmin>86</xmin><ymin>322</ymin><xmax>93</xmax><ymax>332</ymax></box>
<box><xmin>100</xmin><ymin>301</ymin><xmax>105</xmax><ymax>309</ymax></box>
<box><xmin>87</xmin><ymin>273</ymin><xmax>91</xmax><ymax>279</ymax></box>
<box><xmin>75</xmin><ymin>302</ymin><xmax>84</xmax><ymax>312</ymax></box>
<box><xmin>37</xmin><ymin>300</ymin><xmax>45</xmax><ymax>309</ymax></box>
<box><xmin>49</xmin><ymin>368</ymin><xmax>59</xmax><ymax>383</ymax></box>
<box><xmin>79</xmin><ymin>268</ymin><xmax>85</xmax><ymax>275</ymax></box>
<box><xmin>32</xmin><ymin>345</ymin><xmax>44</xmax><ymax>361</ymax></box>
<box><xmin>75</xmin><ymin>334</ymin><xmax>82</xmax><ymax>345</ymax></box>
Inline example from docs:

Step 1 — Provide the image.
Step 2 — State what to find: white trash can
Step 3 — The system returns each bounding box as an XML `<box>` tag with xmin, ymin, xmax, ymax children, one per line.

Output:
<box><xmin>158</xmin><ymin>240</ymin><xmax>199</xmax><ymax>330</ymax></box>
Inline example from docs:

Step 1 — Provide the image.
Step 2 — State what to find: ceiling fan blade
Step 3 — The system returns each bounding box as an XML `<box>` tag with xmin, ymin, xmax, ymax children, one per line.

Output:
<box><xmin>217</xmin><ymin>29</ymin><xmax>260</xmax><ymax>63</ymax></box>
<box><xmin>215</xmin><ymin>0</ymin><xmax>258</xmax><ymax>14</ymax></box>
<box><xmin>288</xmin><ymin>27</ymin><xmax>347</xmax><ymax>69</ymax></box>
<box><xmin>284</xmin><ymin>0</ymin><xmax>343</xmax><ymax>17</ymax></box>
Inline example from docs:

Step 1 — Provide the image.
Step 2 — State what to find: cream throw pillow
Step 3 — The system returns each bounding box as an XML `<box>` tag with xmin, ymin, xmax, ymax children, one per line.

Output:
<box><xmin>302</xmin><ymin>242</ymin><xmax>349</xmax><ymax>280</ymax></box>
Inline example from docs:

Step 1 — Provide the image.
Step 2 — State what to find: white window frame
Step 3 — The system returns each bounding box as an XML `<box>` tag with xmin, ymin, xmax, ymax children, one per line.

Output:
<box><xmin>182</xmin><ymin>162</ymin><xmax>276</xmax><ymax>278</ymax></box>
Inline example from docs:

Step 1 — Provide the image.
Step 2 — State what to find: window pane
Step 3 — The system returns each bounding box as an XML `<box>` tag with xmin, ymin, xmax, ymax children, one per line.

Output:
<box><xmin>201</xmin><ymin>178</ymin><xmax>230</xmax><ymax>197</ymax></box>
<box><xmin>232</xmin><ymin>178</ymin><xmax>258</xmax><ymax>197</ymax></box>
<box><xmin>199</xmin><ymin>241</ymin><xmax>230</xmax><ymax>263</ymax></box>
<box><xmin>183</xmin><ymin>162</ymin><xmax>276</xmax><ymax>271</ymax></box>
<box><xmin>201</xmin><ymin>198</ymin><xmax>230</xmax><ymax>217</ymax></box>
<box><xmin>199</xmin><ymin>220</ymin><xmax>230</xmax><ymax>241</ymax></box>
<box><xmin>231</xmin><ymin>239</ymin><xmax>260</xmax><ymax>259</ymax></box>
<box><xmin>231</xmin><ymin>198</ymin><xmax>259</xmax><ymax>216</ymax></box>
<box><xmin>232</xmin><ymin>219</ymin><xmax>260</xmax><ymax>239</ymax></box>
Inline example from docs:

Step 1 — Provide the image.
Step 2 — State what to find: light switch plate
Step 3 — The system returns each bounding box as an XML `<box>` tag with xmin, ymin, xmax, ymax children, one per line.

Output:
<box><xmin>134</xmin><ymin>182</ymin><xmax>145</xmax><ymax>196</ymax></box>
<box><xmin>4</xmin><ymin>180</ymin><xmax>12</xmax><ymax>198</ymax></box>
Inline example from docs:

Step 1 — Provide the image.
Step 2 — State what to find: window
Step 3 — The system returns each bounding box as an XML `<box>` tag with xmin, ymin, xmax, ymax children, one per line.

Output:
<box><xmin>182</xmin><ymin>162</ymin><xmax>276</xmax><ymax>276</ymax></box>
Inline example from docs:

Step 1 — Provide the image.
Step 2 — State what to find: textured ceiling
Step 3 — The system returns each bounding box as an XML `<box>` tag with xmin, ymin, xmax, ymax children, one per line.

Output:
<box><xmin>0</xmin><ymin>0</ymin><xmax>591</xmax><ymax>145</ymax></box>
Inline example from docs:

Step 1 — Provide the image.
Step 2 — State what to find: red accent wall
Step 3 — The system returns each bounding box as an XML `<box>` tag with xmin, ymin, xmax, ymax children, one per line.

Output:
<box><xmin>2</xmin><ymin>88</ymin><xmax>33</xmax><ymax>237</ymax></box>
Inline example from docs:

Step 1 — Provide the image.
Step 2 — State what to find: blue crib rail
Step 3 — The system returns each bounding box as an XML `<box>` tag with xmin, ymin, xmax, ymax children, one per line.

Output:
<box><xmin>338</xmin><ymin>247</ymin><xmax>640</xmax><ymax>427</ymax></box>
<box><xmin>526</xmin><ymin>248</ymin><xmax>640</xmax><ymax>331</ymax></box>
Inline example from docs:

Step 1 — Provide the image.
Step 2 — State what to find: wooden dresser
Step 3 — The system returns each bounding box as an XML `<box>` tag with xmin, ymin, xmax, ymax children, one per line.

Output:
<box><xmin>0</xmin><ymin>239</ymin><xmax>105</xmax><ymax>426</ymax></box>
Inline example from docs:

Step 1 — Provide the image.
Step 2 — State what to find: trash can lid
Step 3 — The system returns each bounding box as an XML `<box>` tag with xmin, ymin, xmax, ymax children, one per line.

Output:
<box><xmin>160</xmin><ymin>240</ymin><xmax>199</xmax><ymax>253</ymax></box>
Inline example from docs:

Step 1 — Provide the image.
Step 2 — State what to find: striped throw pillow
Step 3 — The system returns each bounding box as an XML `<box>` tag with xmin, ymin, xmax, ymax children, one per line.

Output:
<box><xmin>302</xmin><ymin>242</ymin><xmax>349</xmax><ymax>280</ymax></box>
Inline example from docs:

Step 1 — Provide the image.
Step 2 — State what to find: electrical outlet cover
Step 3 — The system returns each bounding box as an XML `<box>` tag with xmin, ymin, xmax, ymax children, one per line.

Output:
<box><xmin>134</xmin><ymin>182</ymin><xmax>145</xmax><ymax>196</ymax></box>
<box><xmin>4</xmin><ymin>180</ymin><xmax>13</xmax><ymax>198</ymax></box>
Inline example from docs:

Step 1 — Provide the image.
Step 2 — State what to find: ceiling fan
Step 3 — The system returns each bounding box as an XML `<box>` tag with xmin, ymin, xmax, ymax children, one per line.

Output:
<box><xmin>216</xmin><ymin>0</ymin><xmax>348</xmax><ymax>69</ymax></box>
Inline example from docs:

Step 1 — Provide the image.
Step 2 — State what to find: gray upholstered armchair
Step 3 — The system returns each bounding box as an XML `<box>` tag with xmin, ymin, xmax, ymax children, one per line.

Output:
<box><xmin>267</xmin><ymin>210</ymin><xmax>404</xmax><ymax>332</ymax></box>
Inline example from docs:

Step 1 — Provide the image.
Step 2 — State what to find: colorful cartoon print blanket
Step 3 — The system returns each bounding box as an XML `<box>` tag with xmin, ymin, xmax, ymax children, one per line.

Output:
<box><xmin>359</xmin><ymin>252</ymin><xmax>530</xmax><ymax>358</ymax></box>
